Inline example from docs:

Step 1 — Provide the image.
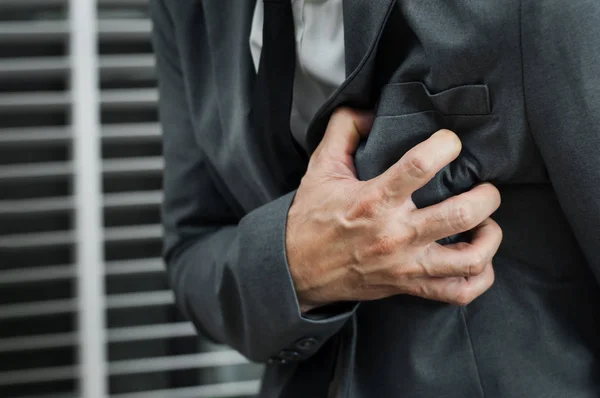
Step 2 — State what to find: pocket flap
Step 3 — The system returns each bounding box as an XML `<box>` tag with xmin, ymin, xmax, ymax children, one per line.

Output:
<box><xmin>377</xmin><ymin>82</ymin><xmax>491</xmax><ymax>117</ymax></box>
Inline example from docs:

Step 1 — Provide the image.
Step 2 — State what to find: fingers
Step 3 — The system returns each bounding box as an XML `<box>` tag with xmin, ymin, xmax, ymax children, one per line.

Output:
<box><xmin>416</xmin><ymin>218</ymin><xmax>503</xmax><ymax>278</ymax></box>
<box><xmin>411</xmin><ymin>183</ymin><xmax>501</xmax><ymax>243</ymax></box>
<box><xmin>371</xmin><ymin>129</ymin><xmax>462</xmax><ymax>200</ymax></box>
<box><xmin>415</xmin><ymin>262</ymin><xmax>495</xmax><ymax>306</ymax></box>
<box><xmin>314</xmin><ymin>107</ymin><xmax>375</xmax><ymax>161</ymax></box>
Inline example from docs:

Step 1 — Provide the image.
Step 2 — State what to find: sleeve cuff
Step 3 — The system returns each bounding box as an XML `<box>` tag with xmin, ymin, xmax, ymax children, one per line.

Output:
<box><xmin>235</xmin><ymin>191</ymin><xmax>359</xmax><ymax>363</ymax></box>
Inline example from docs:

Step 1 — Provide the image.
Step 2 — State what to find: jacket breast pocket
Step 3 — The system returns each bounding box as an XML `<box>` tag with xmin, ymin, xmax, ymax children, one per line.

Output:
<box><xmin>355</xmin><ymin>82</ymin><xmax>493</xmax><ymax>213</ymax></box>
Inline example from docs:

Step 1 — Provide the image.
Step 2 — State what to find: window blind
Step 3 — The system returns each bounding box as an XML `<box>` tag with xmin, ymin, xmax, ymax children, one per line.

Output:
<box><xmin>0</xmin><ymin>1</ymin><xmax>263</xmax><ymax>396</ymax></box>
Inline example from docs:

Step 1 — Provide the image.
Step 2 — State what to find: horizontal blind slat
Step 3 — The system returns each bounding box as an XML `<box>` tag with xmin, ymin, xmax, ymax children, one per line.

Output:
<box><xmin>101</xmin><ymin>88</ymin><xmax>157</xmax><ymax>107</ymax></box>
<box><xmin>109</xmin><ymin>351</ymin><xmax>249</xmax><ymax>375</ymax></box>
<box><xmin>0</xmin><ymin>230</ymin><xmax>73</xmax><ymax>247</ymax></box>
<box><xmin>0</xmin><ymin>20</ymin><xmax>152</xmax><ymax>42</ymax></box>
<box><xmin>107</xmin><ymin>322</ymin><xmax>194</xmax><ymax>342</ymax></box>
<box><xmin>0</xmin><ymin>91</ymin><xmax>69</xmax><ymax>109</ymax></box>
<box><xmin>103</xmin><ymin>157</ymin><xmax>163</xmax><ymax>174</ymax></box>
<box><xmin>105</xmin><ymin>291</ymin><xmax>173</xmax><ymax>309</ymax></box>
<box><xmin>0</xmin><ymin>0</ymin><xmax>147</xmax><ymax>5</ymax></box>
<box><xmin>0</xmin><ymin>197</ymin><xmax>72</xmax><ymax>213</ymax></box>
<box><xmin>0</xmin><ymin>291</ymin><xmax>174</xmax><ymax>319</ymax></box>
<box><xmin>102</xmin><ymin>123</ymin><xmax>160</xmax><ymax>140</ymax></box>
<box><xmin>0</xmin><ymin>265</ymin><xmax>73</xmax><ymax>285</ymax></box>
<box><xmin>0</xmin><ymin>322</ymin><xmax>196</xmax><ymax>352</ymax></box>
<box><xmin>110</xmin><ymin>380</ymin><xmax>261</xmax><ymax>398</ymax></box>
<box><xmin>0</xmin><ymin>55</ymin><xmax>154</xmax><ymax>79</ymax></box>
<box><xmin>0</xmin><ymin>332</ymin><xmax>75</xmax><ymax>352</ymax></box>
<box><xmin>0</xmin><ymin>161</ymin><xmax>71</xmax><ymax>180</ymax></box>
<box><xmin>0</xmin><ymin>157</ymin><xmax>162</xmax><ymax>182</ymax></box>
<box><xmin>100</xmin><ymin>54</ymin><xmax>154</xmax><ymax>70</ymax></box>
<box><xmin>0</xmin><ymin>298</ymin><xmax>74</xmax><ymax>319</ymax></box>
<box><xmin>0</xmin><ymin>191</ymin><xmax>161</xmax><ymax>214</ymax></box>
<box><xmin>0</xmin><ymin>225</ymin><xmax>160</xmax><ymax>248</ymax></box>
<box><xmin>105</xmin><ymin>258</ymin><xmax>163</xmax><ymax>275</ymax></box>
<box><xmin>0</xmin><ymin>21</ymin><xmax>68</xmax><ymax>42</ymax></box>
<box><xmin>0</xmin><ymin>257</ymin><xmax>162</xmax><ymax>285</ymax></box>
<box><xmin>0</xmin><ymin>57</ymin><xmax>68</xmax><ymax>77</ymax></box>
<box><xmin>0</xmin><ymin>365</ymin><xmax>76</xmax><ymax>386</ymax></box>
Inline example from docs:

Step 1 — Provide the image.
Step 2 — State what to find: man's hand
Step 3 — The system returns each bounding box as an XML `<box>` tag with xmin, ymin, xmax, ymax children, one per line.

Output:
<box><xmin>286</xmin><ymin>108</ymin><xmax>502</xmax><ymax>312</ymax></box>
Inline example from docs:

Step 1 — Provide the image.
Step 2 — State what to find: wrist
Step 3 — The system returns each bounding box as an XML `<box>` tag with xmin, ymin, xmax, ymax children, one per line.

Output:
<box><xmin>287</xmin><ymin>249</ymin><xmax>336</xmax><ymax>313</ymax></box>
<box><xmin>288</xmin><ymin>258</ymin><xmax>327</xmax><ymax>312</ymax></box>
<box><xmin>285</xmin><ymin>199</ymin><xmax>352</xmax><ymax>313</ymax></box>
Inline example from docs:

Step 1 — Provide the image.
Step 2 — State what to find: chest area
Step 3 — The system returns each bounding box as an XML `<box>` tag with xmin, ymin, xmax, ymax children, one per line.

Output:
<box><xmin>355</xmin><ymin>1</ymin><xmax>549</xmax><ymax>210</ymax></box>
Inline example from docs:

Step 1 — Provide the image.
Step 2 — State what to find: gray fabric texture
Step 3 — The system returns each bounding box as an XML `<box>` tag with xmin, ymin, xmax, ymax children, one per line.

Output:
<box><xmin>150</xmin><ymin>0</ymin><xmax>600</xmax><ymax>397</ymax></box>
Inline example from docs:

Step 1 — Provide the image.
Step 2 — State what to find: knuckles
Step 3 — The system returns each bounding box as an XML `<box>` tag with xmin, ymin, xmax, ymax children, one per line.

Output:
<box><xmin>463</xmin><ymin>245</ymin><xmax>490</xmax><ymax>277</ymax></box>
<box><xmin>347</xmin><ymin>188</ymin><xmax>382</xmax><ymax>219</ymax></box>
<box><xmin>386</xmin><ymin>262</ymin><xmax>414</xmax><ymax>282</ymax></box>
<box><xmin>402</xmin><ymin>152</ymin><xmax>432</xmax><ymax>180</ymax></box>
<box><xmin>450</xmin><ymin>202</ymin><xmax>475</xmax><ymax>231</ymax></box>
<box><xmin>369</xmin><ymin>235</ymin><xmax>398</xmax><ymax>257</ymax></box>
<box><xmin>466</xmin><ymin>255</ymin><xmax>488</xmax><ymax>277</ymax></box>
<box><xmin>353</xmin><ymin>198</ymin><xmax>377</xmax><ymax>220</ymax></box>
<box><xmin>361</xmin><ymin>230</ymin><xmax>415</xmax><ymax>260</ymax></box>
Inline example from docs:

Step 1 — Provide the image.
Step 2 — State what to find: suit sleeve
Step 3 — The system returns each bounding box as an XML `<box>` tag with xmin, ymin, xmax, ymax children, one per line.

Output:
<box><xmin>150</xmin><ymin>0</ymin><xmax>354</xmax><ymax>363</ymax></box>
<box><xmin>521</xmin><ymin>1</ymin><xmax>600</xmax><ymax>284</ymax></box>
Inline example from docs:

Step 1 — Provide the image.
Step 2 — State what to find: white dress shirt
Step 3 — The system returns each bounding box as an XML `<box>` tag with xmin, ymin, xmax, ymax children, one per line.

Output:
<box><xmin>249</xmin><ymin>0</ymin><xmax>346</xmax><ymax>151</ymax></box>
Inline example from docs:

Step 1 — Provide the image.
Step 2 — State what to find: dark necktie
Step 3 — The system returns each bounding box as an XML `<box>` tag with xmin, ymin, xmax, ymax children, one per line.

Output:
<box><xmin>251</xmin><ymin>0</ymin><xmax>308</xmax><ymax>193</ymax></box>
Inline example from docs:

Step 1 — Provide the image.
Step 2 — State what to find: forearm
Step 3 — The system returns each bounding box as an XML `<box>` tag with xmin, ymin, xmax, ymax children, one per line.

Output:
<box><xmin>165</xmin><ymin>191</ymin><xmax>354</xmax><ymax>363</ymax></box>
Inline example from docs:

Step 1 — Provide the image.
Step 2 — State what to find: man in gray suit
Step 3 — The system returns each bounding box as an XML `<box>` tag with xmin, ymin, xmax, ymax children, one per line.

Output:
<box><xmin>151</xmin><ymin>0</ymin><xmax>600</xmax><ymax>397</ymax></box>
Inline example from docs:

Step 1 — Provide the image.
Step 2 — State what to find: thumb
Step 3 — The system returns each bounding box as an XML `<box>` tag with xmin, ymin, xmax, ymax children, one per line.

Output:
<box><xmin>313</xmin><ymin>107</ymin><xmax>374</xmax><ymax>168</ymax></box>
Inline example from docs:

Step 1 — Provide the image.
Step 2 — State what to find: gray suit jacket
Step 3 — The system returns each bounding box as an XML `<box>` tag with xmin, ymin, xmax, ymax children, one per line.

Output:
<box><xmin>150</xmin><ymin>0</ymin><xmax>600</xmax><ymax>396</ymax></box>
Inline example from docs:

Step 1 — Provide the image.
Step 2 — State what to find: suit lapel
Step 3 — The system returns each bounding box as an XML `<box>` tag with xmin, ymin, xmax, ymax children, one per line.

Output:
<box><xmin>200</xmin><ymin>0</ymin><xmax>395</xmax><ymax>208</ymax></box>
<box><xmin>305</xmin><ymin>0</ymin><xmax>396</xmax><ymax>152</ymax></box>
<box><xmin>202</xmin><ymin>0</ymin><xmax>281</xmax><ymax>210</ymax></box>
